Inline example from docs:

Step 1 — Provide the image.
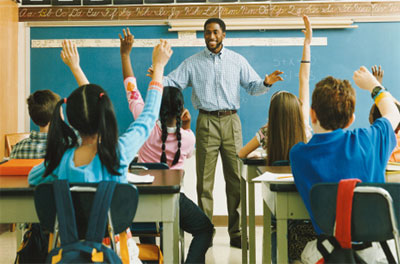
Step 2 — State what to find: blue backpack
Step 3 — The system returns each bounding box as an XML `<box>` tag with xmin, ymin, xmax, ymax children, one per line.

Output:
<box><xmin>45</xmin><ymin>180</ymin><xmax>122</xmax><ymax>264</ymax></box>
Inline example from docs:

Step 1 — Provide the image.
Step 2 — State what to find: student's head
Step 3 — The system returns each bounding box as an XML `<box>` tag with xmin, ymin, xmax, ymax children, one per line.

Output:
<box><xmin>159</xmin><ymin>86</ymin><xmax>184</xmax><ymax>166</ymax></box>
<box><xmin>311</xmin><ymin>76</ymin><xmax>356</xmax><ymax>131</ymax></box>
<box><xmin>369</xmin><ymin>103</ymin><xmax>400</xmax><ymax>133</ymax></box>
<box><xmin>27</xmin><ymin>90</ymin><xmax>60</xmax><ymax>128</ymax></box>
<box><xmin>266</xmin><ymin>91</ymin><xmax>306</xmax><ymax>166</ymax></box>
<box><xmin>44</xmin><ymin>84</ymin><xmax>120</xmax><ymax>177</ymax></box>
<box><xmin>204</xmin><ymin>18</ymin><xmax>226</xmax><ymax>54</ymax></box>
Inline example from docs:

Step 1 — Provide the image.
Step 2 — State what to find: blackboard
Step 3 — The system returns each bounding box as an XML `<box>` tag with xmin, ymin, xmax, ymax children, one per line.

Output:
<box><xmin>30</xmin><ymin>22</ymin><xmax>400</xmax><ymax>144</ymax></box>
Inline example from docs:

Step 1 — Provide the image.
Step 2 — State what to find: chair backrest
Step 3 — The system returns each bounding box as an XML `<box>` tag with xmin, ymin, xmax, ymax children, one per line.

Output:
<box><xmin>4</xmin><ymin>132</ymin><xmax>30</xmax><ymax>157</ymax></box>
<box><xmin>310</xmin><ymin>182</ymin><xmax>400</xmax><ymax>243</ymax></box>
<box><xmin>34</xmin><ymin>182</ymin><xmax>139</xmax><ymax>239</ymax></box>
<box><xmin>130</xmin><ymin>162</ymin><xmax>169</xmax><ymax>170</ymax></box>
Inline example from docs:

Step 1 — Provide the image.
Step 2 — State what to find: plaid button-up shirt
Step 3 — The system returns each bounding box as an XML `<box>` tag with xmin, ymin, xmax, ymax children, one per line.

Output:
<box><xmin>10</xmin><ymin>131</ymin><xmax>47</xmax><ymax>159</ymax></box>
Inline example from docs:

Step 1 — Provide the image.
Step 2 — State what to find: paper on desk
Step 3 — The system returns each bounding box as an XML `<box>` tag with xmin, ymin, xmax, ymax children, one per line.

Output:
<box><xmin>386</xmin><ymin>162</ymin><xmax>400</xmax><ymax>171</ymax></box>
<box><xmin>252</xmin><ymin>171</ymin><xmax>293</xmax><ymax>183</ymax></box>
<box><xmin>127</xmin><ymin>172</ymin><xmax>154</xmax><ymax>183</ymax></box>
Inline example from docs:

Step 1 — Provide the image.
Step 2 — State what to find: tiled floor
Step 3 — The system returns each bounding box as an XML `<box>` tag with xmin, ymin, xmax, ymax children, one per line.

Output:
<box><xmin>0</xmin><ymin>226</ymin><xmax>263</xmax><ymax>263</ymax></box>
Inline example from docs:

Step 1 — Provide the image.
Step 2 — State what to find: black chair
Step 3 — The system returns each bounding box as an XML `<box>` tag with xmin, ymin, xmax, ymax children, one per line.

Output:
<box><xmin>34</xmin><ymin>182</ymin><xmax>139</xmax><ymax>252</ymax></box>
<box><xmin>310</xmin><ymin>182</ymin><xmax>400</xmax><ymax>261</ymax></box>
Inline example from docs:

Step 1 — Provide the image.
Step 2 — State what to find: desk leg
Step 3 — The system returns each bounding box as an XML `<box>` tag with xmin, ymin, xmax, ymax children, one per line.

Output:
<box><xmin>163</xmin><ymin>198</ymin><xmax>180</xmax><ymax>264</ymax></box>
<box><xmin>262</xmin><ymin>200</ymin><xmax>271</xmax><ymax>264</ymax></box>
<box><xmin>240</xmin><ymin>170</ymin><xmax>248</xmax><ymax>264</ymax></box>
<box><xmin>276</xmin><ymin>219</ymin><xmax>288</xmax><ymax>264</ymax></box>
<box><xmin>248</xmin><ymin>180</ymin><xmax>256</xmax><ymax>264</ymax></box>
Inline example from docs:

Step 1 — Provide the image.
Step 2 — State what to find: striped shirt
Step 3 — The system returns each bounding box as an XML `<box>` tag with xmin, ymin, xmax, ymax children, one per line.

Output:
<box><xmin>10</xmin><ymin>131</ymin><xmax>47</xmax><ymax>159</ymax></box>
<box><xmin>163</xmin><ymin>47</ymin><xmax>270</xmax><ymax>111</ymax></box>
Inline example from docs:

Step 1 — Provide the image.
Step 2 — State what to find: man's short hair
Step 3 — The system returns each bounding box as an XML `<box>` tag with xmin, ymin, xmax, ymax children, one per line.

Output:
<box><xmin>311</xmin><ymin>76</ymin><xmax>356</xmax><ymax>131</ymax></box>
<box><xmin>204</xmin><ymin>18</ymin><xmax>226</xmax><ymax>32</ymax></box>
<box><xmin>27</xmin><ymin>90</ymin><xmax>60</xmax><ymax>127</ymax></box>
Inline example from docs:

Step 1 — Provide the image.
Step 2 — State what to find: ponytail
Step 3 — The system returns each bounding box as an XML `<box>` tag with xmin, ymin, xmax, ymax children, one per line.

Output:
<box><xmin>171</xmin><ymin>106</ymin><xmax>182</xmax><ymax>166</ymax></box>
<box><xmin>97</xmin><ymin>95</ymin><xmax>121</xmax><ymax>175</ymax></box>
<box><xmin>160</xmin><ymin>110</ymin><xmax>168</xmax><ymax>164</ymax></box>
<box><xmin>43</xmin><ymin>98</ymin><xmax>78</xmax><ymax>177</ymax></box>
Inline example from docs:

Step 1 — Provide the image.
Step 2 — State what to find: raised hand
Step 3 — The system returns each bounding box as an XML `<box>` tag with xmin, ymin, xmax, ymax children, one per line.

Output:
<box><xmin>353</xmin><ymin>66</ymin><xmax>381</xmax><ymax>92</ymax></box>
<box><xmin>60</xmin><ymin>39</ymin><xmax>88</xmax><ymax>86</ymax></box>
<box><xmin>146</xmin><ymin>66</ymin><xmax>154</xmax><ymax>79</ymax></box>
<box><xmin>371</xmin><ymin>65</ymin><xmax>384</xmax><ymax>84</ymax></box>
<box><xmin>181</xmin><ymin>108</ymin><xmax>191</xmax><ymax>129</ymax></box>
<box><xmin>61</xmin><ymin>40</ymin><xmax>80</xmax><ymax>69</ymax></box>
<box><xmin>152</xmin><ymin>39</ymin><xmax>173</xmax><ymax>68</ymax></box>
<box><xmin>119</xmin><ymin>28</ymin><xmax>134</xmax><ymax>56</ymax></box>
<box><xmin>302</xmin><ymin>15</ymin><xmax>312</xmax><ymax>46</ymax></box>
<box><xmin>265</xmin><ymin>70</ymin><xmax>284</xmax><ymax>85</ymax></box>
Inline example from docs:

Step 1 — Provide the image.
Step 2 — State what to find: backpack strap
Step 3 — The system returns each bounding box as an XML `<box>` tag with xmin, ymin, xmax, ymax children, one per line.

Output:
<box><xmin>85</xmin><ymin>181</ymin><xmax>117</xmax><ymax>243</ymax></box>
<box><xmin>379</xmin><ymin>241</ymin><xmax>397</xmax><ymax>264</ymax></box>
<box><xmin>52</xmin><ymin>180</ymin><xmax>79</xmax><ymax>245</ymax></box>
<box><xmin>335</xmin><ymin>179</ymin><xmax>361</xmax><ymax>249</ymax></box>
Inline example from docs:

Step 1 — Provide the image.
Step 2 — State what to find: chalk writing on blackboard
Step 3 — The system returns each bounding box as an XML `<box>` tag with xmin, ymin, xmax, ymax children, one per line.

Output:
<box><xmin>19</xmin><ymin>2</ymin><xmax>400</xmax><ymax>22</ymax></box>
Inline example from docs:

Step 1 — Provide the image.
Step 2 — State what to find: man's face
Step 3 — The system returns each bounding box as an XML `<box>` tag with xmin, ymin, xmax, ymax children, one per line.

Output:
<box><xmin>204</xmin><ymin>22</ymin><xmax>226</xmax><ymax>54</ymax></box>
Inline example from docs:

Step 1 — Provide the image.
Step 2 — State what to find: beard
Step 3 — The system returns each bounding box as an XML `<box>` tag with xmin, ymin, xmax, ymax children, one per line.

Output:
<box><xmin>206</xmin><ymin>41</ymin><xmax>223</xmax><ymax>53</ymax></box>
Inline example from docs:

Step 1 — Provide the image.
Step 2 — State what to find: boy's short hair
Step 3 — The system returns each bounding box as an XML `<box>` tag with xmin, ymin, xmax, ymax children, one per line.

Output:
<box><xmin>311</xmin><ymin>76</ymin><xmax>356</xmax><ymax>131</ymax></box>
<box><xmin>204</xmin><ymin>18</ymin><xmax>226</xmax><ymax>32</ymax></box>
<box><xmin>27</xmin><ymin>90</ymin><xmax>60</xmax><ymax>127</ymax></box>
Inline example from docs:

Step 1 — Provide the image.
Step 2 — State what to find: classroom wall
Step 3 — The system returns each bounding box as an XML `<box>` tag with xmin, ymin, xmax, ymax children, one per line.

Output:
<box><xmin>23</xmin><ymin>20</ymin><xmax>400</xmax><ymax>216</ymax></box>
<box><xmin>0</xmin><ymin>1</ymin><xmax>19</xmax><ymax>159</ymax></box>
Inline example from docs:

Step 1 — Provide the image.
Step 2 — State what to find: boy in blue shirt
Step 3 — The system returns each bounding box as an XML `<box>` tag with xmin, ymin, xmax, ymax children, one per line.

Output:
<box><xmin>290</xmin><ymin>66</ymin><xmax>400</xmax><ymax>235</ymax></box>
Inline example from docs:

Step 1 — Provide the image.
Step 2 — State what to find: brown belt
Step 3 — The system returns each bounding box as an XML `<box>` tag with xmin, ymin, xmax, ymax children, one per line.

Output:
<box><xmin>199</xmin><ymin>109</ymin><xmax>237</xmax><ymax>117</ymax></box>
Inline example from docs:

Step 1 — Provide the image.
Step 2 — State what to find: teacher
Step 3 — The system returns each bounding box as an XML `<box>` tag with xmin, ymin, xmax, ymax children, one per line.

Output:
<box><xmin>163</xmin><ymin>17</ymin><xmax>283</xmax><ymax>248</ymax></box>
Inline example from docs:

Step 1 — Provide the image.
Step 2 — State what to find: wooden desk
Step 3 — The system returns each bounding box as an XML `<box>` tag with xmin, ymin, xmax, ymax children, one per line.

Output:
<box><xmin>0</xmin><ymin>169</ymin><xmax>183</xmax><ymax>264</ymax></box>
<box><xmin>240</xmin><ymin>158</ymin><xmax>266</xmax><ymax>264</ymax></box>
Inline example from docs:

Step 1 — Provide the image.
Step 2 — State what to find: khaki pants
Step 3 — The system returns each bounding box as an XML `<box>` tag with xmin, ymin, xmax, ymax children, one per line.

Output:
<box><xmin>196</xmin><ymin>112</ymin><xmax>242</xmax><ymax>238</ymax></box>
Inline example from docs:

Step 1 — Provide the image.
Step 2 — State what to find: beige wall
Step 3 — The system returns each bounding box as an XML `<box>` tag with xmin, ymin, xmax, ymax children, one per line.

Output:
<box><xmin>0</xmin><ymin>0</ymin><xmax>19</xmax><ymax>159</ymax></box>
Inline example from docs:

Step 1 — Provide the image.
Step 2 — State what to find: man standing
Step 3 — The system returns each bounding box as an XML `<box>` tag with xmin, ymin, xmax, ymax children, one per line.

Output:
<box><xmin>163</xmin><ymin>18</ymin><xmax>283</xmax><ymax>248</ymax></box>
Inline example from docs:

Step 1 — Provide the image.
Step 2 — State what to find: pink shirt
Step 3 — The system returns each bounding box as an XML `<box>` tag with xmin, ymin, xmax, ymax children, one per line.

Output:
<box><xmin>125</xmin><ymin>77</ymin><xmax>195</xmax><ymax>169</ymax></box>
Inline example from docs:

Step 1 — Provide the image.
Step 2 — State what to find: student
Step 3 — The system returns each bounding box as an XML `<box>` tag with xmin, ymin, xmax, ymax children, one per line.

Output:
<box><xmin>120</xmin><ymin>28</ymin><xmax>213</xmax><ymax>264</ymax></box>
<box><xmin>238</xmin><ymin>15</ymin><xmax>312</xmax><ymax>165</ymax></box>
<box><xmin>369</xmin><ymin>65</ymin><xmax>400</xmax><ymax>162</ymax></box>
<box><xmin>10</xmin><ymin>90</ymin><xmax>60</xmax><ymax>159</ymax></box>
<box><xmin>27</xmin><ymin>39</ymin><xmax>172</xmax><ymax>187</ymax></box>
<box><xmin>290</xmin><ymin>66</ymin><xmax>400</xmax><ymax>262</ymax></box>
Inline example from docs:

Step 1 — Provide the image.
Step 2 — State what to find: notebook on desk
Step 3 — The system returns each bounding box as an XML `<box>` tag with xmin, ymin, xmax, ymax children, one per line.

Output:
<box><xmin>0</xmin><ymin>159</ymin><xmax>44</xmax><ymax>176</ymax></box>
<box><xmin>253</xmin><ymin>171</ymin><xmax>294</xmax><ymax>183</ymax></box>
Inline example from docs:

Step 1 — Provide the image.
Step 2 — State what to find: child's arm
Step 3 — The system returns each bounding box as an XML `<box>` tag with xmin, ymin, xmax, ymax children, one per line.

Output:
<box><xmin>119</xmin><ymin>28</ymin><xmax>145</xmax><ymax>119</ymax></box>
<box><xmin>238</xmin><ymin>136</ymin><xmax>260</xmax><ymax>159</ymax></box>
<box><xmin>181</xmin><ymin>109</ymin><xmax>191</xmax><ymax>130</ymax></box>
<box><xmin>118</xmin><ymin>40</ymin><xmax>173</xmax><ymax>163</ymax></box>
<box><xmin>299</xmin><ymin>15</ymin><xmax>311</xmax><ymax>125</ymax></box>
<box><xmin>60</xmin><ymin>40</ymin><xmax>89</xmax><ymax>86</ymax></box>
<box><xmin>353</xmin><ymin>66</ymin><xmax>400</xmax><ymax>130</ymax></box>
